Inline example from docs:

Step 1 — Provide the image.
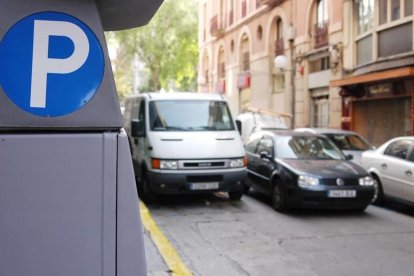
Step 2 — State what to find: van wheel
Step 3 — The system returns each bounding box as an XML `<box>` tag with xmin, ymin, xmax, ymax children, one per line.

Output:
<box><xmin>271</xmin><ymin>180</ymin><xmax>289</xmax><ymax>212</ymax></box>
<box><xmin>228</xmin><ymin>189</ymin><xmax>244</xmax><ymax>200</ymax></box>
<box><xmin>139</xmin><ymin>173</ymin><xmax>157</xmax><ymax>204</ymax></box>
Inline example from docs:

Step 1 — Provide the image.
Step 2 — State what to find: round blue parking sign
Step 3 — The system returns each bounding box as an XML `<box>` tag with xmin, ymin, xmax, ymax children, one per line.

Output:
<box><xmin>0</xmin><ymin>12</ymin><xmax>104</xmax><ymax>117</ymax></box>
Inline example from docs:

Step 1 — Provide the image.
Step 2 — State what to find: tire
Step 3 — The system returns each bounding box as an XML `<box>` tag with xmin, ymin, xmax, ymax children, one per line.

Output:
<box><xmin>138</xmin><ymin>172</ymin><xmax>157</xmax><ymax>204</ymax></box>
<box><xmin>271</xmin><ymin>180</ymin><xmax>289</xmax><ymax>212</ymax></box>
<box><xmin>371</xmin><ymin>175</ymin><xmax>384</xmax><ymax>205</ymax></box>
<box><xmin>228</xmin><ymin>189</ymin><xmax>244</xmax><ymax>200</ymax></box>
<box><xmin>243</xmin><ymin>182</ymin><xmax>251</xmax><ymax>194</ymax></box>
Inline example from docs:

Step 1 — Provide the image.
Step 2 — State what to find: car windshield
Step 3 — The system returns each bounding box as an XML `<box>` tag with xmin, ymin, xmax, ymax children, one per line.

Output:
<box><xmin>276</xmin><ymin>136</ymin><xmax>346</xmax><ymax>160</ymax></box>
<box><xmin>149</xmin><ymin>100</ymin><xmax>235</xmax><ymax>131</ymax></box>
<box><xmin>325</xmin><ymin>134</ymin><xmax>371</xmax><ymax>151</ymax></box>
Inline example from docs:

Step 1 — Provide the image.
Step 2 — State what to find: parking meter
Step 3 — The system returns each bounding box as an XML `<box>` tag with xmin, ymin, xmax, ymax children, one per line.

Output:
<box><xmin>0</xmin><ymin>0</ymin><xmax>163</xmax><ymax>275</ymax></box>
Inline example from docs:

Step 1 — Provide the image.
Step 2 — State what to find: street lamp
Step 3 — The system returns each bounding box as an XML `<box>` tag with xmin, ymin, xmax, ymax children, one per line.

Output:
<box><xmin>274</xmin><ymin>54</ymin><xmax>295</xmax><ymax>128</ymax></box>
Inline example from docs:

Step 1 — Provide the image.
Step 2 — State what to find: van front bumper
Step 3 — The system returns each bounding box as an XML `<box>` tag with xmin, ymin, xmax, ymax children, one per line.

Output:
<box><xmin>147</xmin><ymin>168</ymin><xmax>247</xmax><ymax>194</ymax></box>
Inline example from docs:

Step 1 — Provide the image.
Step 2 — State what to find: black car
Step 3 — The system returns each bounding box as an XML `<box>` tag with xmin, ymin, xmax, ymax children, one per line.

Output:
<box><xmin>244</xmin><ymin>130</ymin><xmax>375</xmax><ymax>212</ymax></box>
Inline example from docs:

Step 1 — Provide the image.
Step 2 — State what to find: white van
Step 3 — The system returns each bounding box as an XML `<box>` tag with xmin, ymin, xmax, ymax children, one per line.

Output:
<box><xmin>124</xmin><ymin>92</ymin><xmax>247</xmax><ymax>202</ymax></box>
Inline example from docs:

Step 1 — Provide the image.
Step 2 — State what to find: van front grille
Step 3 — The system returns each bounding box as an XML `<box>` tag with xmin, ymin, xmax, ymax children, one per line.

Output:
<box><xmin>179</xmin><ymin>159</ymin><xmax>228</xmax><ymax>170</ymax></box>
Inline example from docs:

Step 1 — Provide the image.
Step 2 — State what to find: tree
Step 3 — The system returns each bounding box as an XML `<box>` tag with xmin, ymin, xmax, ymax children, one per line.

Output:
<box><xmin>107</xmin><ymin>0</ymin><xmax>198</xmax><ymax>99</ymax></box>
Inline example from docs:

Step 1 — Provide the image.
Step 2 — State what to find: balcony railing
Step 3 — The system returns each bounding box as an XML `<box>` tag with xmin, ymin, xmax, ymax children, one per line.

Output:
<box><xmin>210</xmin><ymin>15</ymin><xmax>224</xmax><ymax>37</ymax></box>
<box><xmin>314</xmin><ymin>21</ymin><xmax>329</xmax><ymax>48</ymax></box>
<box><xmin>274</xmin><ymin>38</ymin><xmax>284</xmax><ymax>56</ymax></box>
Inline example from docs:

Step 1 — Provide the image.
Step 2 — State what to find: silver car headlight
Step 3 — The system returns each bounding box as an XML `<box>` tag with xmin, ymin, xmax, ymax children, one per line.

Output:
<box><xmin>298</xmin><ymin>175</ymin><xmax>319</xmax><ymax>187</ymax></box>
<box><xmin>359</xmin><ymin>176</ymin><xmax>375</xmax><ymax>186</ymax></box>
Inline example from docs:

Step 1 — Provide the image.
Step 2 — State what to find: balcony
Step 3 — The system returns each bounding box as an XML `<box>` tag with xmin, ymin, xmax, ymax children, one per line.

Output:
<box><xmin>259</xmin><ymin>0</ymin><xmax>287</xmax><ymax>7</ymax></box>
<box><xmin>314</xmin><ymin>21</ymin><xmax>329</xmax><ymax>48</ymax></box>
<box><xmin>274</xmin><ymin>38</ymin><xmax>284</xmax><ymax>56</ymax></box>
<box><xmin>210</xmin><ymin>15</ymin><xmax>225</xmax><ymax>37</ymax></box>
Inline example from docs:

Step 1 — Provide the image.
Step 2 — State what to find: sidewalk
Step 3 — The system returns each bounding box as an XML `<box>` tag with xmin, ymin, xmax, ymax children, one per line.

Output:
<box><xmin>143</xmin><ymin>229</ymin><xmax>171</xmax><ymax>276</ymax></box>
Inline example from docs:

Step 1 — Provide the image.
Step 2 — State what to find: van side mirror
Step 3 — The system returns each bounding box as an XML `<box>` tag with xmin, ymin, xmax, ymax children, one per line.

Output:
<box><xmin>131</xmin><ymin>119</ymin><xmax>145</xmax><ymax>137</ymax></box>
<box><xmin>235</xmin><ymin>120</ymin><xmax>242</xmax><ymax>135</ymax></box>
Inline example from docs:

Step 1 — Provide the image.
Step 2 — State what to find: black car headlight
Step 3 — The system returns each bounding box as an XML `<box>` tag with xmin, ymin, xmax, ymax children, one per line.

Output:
<box><xmin>298</xmin><ymin>175</ymin><xmax>319</xmax><ymax>188</ymax></box>
<box><xmin>359</xmin><ymin>176</ymin><xmax>375</xmax><ymax>186</ymax></box>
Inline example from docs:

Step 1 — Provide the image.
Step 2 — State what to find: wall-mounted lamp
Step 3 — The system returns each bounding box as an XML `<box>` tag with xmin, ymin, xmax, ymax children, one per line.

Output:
<box><xmin>197</xmin><ymin>75</ymin><xmax>206</xmax><ymax>85</ymax></box>
<box><xmin>274</xmin><ymin>55</ymin><xmax>289</xmax><ymax>71</ymax></box>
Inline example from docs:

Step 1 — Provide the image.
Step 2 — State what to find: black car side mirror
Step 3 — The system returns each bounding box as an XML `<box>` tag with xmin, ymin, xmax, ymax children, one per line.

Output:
<box><xmin>131</xmin><ymin>119</ymin><xmax>145</xmax><ymax>138</ymax></box>
<box><xmin>346</xmin><ymin>154</ymin><xmax>353</xmax><ymax>160</ymax></box>
<box><xmin>260</xmin><ymin>151</ymin><xmax>272</xmax><ymax>160</ymax></box>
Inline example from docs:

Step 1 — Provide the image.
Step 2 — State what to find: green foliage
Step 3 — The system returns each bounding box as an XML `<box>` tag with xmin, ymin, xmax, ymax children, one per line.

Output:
<box><xmin>107</xmin><ymin>0</ymin><xmax>198</xmax><ymax>99</ymax></box>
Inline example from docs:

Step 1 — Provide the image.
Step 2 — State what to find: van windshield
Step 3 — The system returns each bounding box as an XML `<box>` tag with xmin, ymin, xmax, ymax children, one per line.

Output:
<box><xmin>149</xmin><ymin>100</ymin><xmax>235</xmax><ymax>131</ymax></box>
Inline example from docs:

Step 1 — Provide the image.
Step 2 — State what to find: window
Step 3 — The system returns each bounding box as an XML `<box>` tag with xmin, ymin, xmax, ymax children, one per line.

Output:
<box><xmin>257</xmin><ymin>25</ymin><xmax>263</xmax><ymax>40</ymax></box>
<box><xmin>312</xmin><ymin>97</ymin><xmax>329</xmax><ymax>128</ymax></box>
<box><xmin>357</xmin><ymin>0</ymin><xmax>374</xmax><ymax>34</ymax></box>
<box><xmin>384</xmin><ymin>140</ymin><xmax>413</xmax><ymax>159</ymax></box>
<box><xmin>405</xmin><ymin>0</ymin><xmax>413</xmax><ymax>16</ymax></box>
<box><xmin>149</xmin><ymin>100</ymin><xmax>234</xmax><ymax>131</ymax></box>
<box><xmin>316</xmin><ymin>0</ymin><xmax>328</xmax><ymax>27</ymax></box>
<box><xmin>245</xmin><ymin>135</ymin><xmax>261</xmax><ymax>154</ymax></box>
<box><xmin>355</xmin><ymin>0</ymin><xmax>413</xmax><ymax>65</ymax></box>
<box><xmin>378</xmin><ymin>0</ymin><xmax>413</xmax><ymax>23</ymax></box>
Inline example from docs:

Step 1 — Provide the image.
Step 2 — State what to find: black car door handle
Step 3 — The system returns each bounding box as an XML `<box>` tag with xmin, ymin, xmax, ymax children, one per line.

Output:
<box><xmin>406</xmin><ymin>170</ymin><xmax>412</xmax><ymax>176</ymax></box>
<box><xmin>381</xmin><ymin>163</ymin><xmax>387</xmax><ymax>169</ymax></box>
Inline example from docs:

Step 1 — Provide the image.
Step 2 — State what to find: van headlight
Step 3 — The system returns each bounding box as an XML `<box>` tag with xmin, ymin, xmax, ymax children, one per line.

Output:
<box><xmin>152</xmin><ymin>159</ymin><xmax>178</xmax><ymax>170</ymax></box>
<box><xmin>359</xmin><ymin>176</ymin><xmax>374</xmax><ymax>186</ymax></box>
<box><xmin>229</xmin><ymin>158</ymin><xmax>245</xmax><ymax>168</ymax></box>
<box><xmin>298</xmin><ymin>175</ymin><xmax>319</xmax><ymax>187</ymax></box>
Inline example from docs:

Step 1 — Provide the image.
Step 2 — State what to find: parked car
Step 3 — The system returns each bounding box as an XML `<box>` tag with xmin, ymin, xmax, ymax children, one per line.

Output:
<box><xmin>123</xmin><ymin>92</ymin><xmax>247</xmax><ymax>202</ymax></box>
<box><xmin>244</xmin><ymin>130</ymin><xmax>375</xmax><ymax>212</ymax></box>
<box><xmin>294</xmin><ymin>128</ymin><xmax>373</xmax><ymax>165</ymax></box>
<box><xmin>361</xmin><ymin>136</ymin><xmax>414</xmax><ymax>205</ymax></box>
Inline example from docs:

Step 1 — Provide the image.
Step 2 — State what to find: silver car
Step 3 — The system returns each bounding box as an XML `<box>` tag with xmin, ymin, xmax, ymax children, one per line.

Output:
<box><xmin>361</xmin><ymin>137</ymin><xmax>414</xmax><ymax>205</ymax></box>
<box><xmin>294</xmin><ymin>128</ymin><xmax>373</xmax><ymax>166</ymax></box>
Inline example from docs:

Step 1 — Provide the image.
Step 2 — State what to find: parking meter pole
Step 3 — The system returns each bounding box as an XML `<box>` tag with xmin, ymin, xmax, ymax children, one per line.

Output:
<box><xmin>0</xmin><ymin>1</ymin><xmax>163</xmax><ymax>275</ymax></box>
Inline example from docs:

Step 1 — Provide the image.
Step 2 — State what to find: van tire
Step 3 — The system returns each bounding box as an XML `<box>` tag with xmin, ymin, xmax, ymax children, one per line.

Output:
<box><xmin>139</xmin><ymin>173</ymin><xmax>157</xmax><ymax>204</ymax></box>
<box><xmin>228</xmin><ymin>189</ymin><xmax>244</xmax><ymax>200</ymax></box>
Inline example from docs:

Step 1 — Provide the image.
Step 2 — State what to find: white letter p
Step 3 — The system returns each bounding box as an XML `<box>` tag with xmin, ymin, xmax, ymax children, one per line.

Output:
<box><xmin>30</xmin><ymin>20</ymin><xmax>89</xmax><ymax>108</ymax></box>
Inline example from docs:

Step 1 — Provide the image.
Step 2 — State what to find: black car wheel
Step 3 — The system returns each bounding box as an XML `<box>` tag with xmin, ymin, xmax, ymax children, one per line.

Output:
<box><xmin>371</xmin><ymin>174</ymin><xmax>384</xmax><ymax>205</ymax></box>
<box><xmin>243</xmin><ymin>182</ymin><xmax>251</xmax><ymax>194</ymax></box>
<box><xmin>228</xmin><ymin>188</ymin><xmax>244</xmax><ymax>200</ymax></box>
<box><xmin>271</xmin><ymin>180</ymin><xmax>289</xmax><ymax>212</ymax></box>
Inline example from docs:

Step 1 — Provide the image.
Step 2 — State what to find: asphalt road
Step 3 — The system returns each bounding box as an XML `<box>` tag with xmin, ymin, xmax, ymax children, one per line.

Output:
<box><xmin>143</xmin><ymin>191</ymin><xmax>414</xmax><ymax>276</ymax></box>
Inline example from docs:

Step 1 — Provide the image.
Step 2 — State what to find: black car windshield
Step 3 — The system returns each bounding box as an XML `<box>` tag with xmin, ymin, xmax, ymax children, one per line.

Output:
<box><xmin>149</xmin><ymin>100</ymin><xmax>235</xmax><ymax>131</ymax></box>
<box><xmin>325</xmin><ymin>134</ymin><xmax>371</xmax><ymax>151</ymax></box>
<box><xmin>277</xmin><ymin>136</ymin><xmax>346</xmax><ymax>160</ymax></box>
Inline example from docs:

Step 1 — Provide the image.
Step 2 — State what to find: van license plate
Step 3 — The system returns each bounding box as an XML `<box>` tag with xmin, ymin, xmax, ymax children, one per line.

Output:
<box><xmin>328</xmin><ymin>190</ymin><xmax>356</xmax><ymax>198</ymax></box>
<box><xmin>190</xmin><ymin>182</ymin><xmax>219</xmax><ymax>190</ymax></box>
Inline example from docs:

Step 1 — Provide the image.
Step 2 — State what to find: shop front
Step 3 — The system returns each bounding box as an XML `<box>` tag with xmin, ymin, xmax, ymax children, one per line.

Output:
<box><xmin>331</xmin><ymin>67</ymin><xmax>414</xmax><ymax>147</ymax></box>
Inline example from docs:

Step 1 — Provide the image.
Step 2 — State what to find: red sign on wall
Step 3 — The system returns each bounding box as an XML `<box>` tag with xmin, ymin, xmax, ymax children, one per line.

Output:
<box><xmin>215</xmin><ymin>80</ymin><xmax>226</xmax><ymax>94</ymax></box>
<box><xmin>237</xmin><ymin>73</ymin><xmax>250</xmax><ymax>90</ymax></box>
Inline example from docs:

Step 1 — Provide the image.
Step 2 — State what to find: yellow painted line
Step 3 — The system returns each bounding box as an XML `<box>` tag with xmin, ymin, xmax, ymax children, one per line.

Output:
<box><xmin>139</xmin><ymin>201</ymin><xmax>193</xmax><ymax>276</ymax></box>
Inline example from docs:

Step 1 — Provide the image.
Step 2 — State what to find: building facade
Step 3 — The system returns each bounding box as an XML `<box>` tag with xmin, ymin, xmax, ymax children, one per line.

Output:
<box><xmin>198</xmin><ymin>0</ymin><xmax>414</xmax><ymax>146</ymax></box>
